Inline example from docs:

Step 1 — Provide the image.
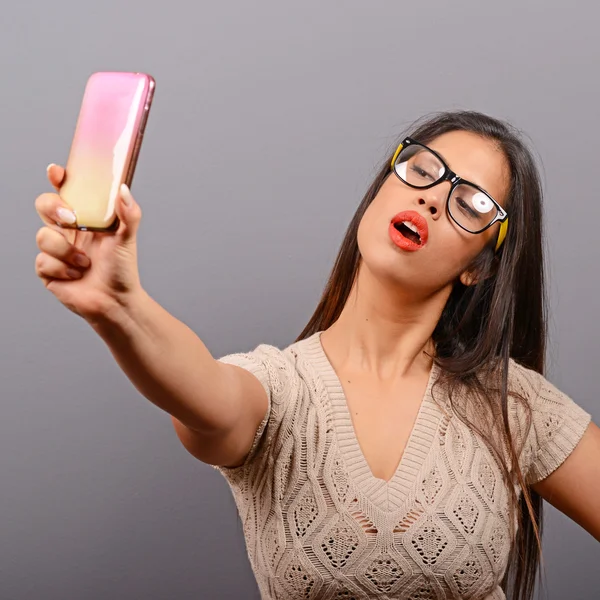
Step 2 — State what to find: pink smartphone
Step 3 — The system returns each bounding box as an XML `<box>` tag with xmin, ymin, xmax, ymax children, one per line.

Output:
<box><xmin>58</xmin><ymin>71</ymin><xmax>155</xmax><ymax>231</ymax></box>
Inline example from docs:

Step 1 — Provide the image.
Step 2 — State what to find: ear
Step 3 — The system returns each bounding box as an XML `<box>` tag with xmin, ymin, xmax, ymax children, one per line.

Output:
<box><xmin>459</xmin><ymin>270</ymin><xmax>479</xmax><ymax>287</ymax></box>
<box><xmin>460</xmin><ymin>257</ymin><xmax>500</xmax><ymax>286</ymax></box>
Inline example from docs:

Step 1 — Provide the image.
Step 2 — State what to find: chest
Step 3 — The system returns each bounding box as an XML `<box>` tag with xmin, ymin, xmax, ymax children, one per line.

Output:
<box><xmin>340</xmin><ymin>371</ymin><xmax>431</xmax><ymax>482</ymax></box>
<box><xmin>241</xmin><ymin>386</ymin><xmax>512</xmax><ymax>599</ymax></box>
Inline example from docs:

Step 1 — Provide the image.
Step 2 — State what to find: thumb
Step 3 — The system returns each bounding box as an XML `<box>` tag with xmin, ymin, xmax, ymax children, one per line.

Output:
<box><xmin>115</xmin><ymin>184</ymin><xmax>142</xmax><ymax>242</ymax></box>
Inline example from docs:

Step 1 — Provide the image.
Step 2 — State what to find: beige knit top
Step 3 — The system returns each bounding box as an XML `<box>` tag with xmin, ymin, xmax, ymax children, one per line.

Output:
<box><xmin>214</xmin><ymin>332</ymin><xmax>591</xmax><ymax>600</ymax></box>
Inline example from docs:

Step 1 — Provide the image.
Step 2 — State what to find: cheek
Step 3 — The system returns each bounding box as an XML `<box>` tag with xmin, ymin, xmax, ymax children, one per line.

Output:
<box><xmin>433</xmin><ymin>226</ymin><xmax>481</xmax><ymax>271</ymax></box>
<box><xmin>436</xmin><ymin>224</ymin><xmax>469</xmax><ymax>255</ymax></box>
<box><xmin>356</xmin><ymin>187</ymin><xmax>396</xmax><ymax>244</ymax></box>
<box><xmin>356</xmin><ymin>198</ymin><xmax>390</xmax><ymax>255</ymax></box>
<box><xmin>356</xmin><ymin>210</ymin><xmax>373</xmax><ymax>258</ymax></box>
<box><xmin>355</xmin><ymin>207</ymin><xmax>397</xmax><ymax>278</ymax></box>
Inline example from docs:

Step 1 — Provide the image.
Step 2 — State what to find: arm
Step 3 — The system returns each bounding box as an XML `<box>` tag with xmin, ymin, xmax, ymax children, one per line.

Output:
<box><xmin>93</xmin><ymin>290</ymin><xmax>268</xmax><ymax>467</ymax></box>
<box><xmin>532</xmin><ymin>420</ymin><xmax>600</xmax><ymax>542</ymax></box>
<box><xmin>34</xmin><ymin>169</ymin><xmax>265</xmax><ymax>468</ymax></box>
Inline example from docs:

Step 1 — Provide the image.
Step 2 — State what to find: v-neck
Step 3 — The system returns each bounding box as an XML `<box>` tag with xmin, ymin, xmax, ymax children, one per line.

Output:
<box><xmin>303</xmin><ymin>331</ymin><xmax>443</xmax><ymax>511</ymax></box>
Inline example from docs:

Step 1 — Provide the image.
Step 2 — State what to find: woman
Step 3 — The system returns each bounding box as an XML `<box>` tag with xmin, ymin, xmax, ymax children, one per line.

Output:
<box><xmin>34</xmin><ymin>111</ymin><xmax>599</xmax><ymax>600</ymax></box>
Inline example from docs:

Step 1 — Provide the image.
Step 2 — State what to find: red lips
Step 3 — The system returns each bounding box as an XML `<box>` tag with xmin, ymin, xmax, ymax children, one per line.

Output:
<box><xmin>388</xmin><ymin>211</ymin><xmax>429</xmax><ymax>252</ymax></box>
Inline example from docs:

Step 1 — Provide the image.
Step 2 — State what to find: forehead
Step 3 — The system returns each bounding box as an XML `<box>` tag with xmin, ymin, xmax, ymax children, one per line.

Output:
<box><xmin>426</xmin><ymin>131</ymin><xmax>510</xmax><ymax>206</ymax></box>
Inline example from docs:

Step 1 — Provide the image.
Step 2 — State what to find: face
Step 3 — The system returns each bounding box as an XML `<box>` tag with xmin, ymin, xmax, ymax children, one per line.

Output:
<box><xmin>356</xmin><ymin>130</ymin><xmax>510</xmax><ymax>295</ymax></box>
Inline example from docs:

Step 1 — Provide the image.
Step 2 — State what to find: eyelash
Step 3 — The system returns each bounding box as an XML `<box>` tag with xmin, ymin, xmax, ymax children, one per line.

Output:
<box><xmin>411</xmin><ymin>165</ymin><xmax>436</xmax><ymax>180</ymax></box>
<box><xmin>456</xmin><ymin>197</ymin><xmax>480</xmax><ymax>219</ymax></box>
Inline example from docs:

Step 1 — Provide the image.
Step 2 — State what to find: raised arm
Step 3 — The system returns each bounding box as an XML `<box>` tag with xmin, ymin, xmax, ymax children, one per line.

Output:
<box><xmin>92</xmin><ymin>291</ymin><xmax>269</xmax><ymax>467</ymax></box>
<box><xmin>35</xmin><ymin>164</ymin><xmax>267</xmax><ymax>468</ymax></box>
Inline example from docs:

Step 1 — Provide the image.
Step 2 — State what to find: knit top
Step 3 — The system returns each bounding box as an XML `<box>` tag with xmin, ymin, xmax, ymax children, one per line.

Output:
<box><xmin>213</xmin><ymin>332</ymin><xmax>591</xmax><ymax>600</ymax></box>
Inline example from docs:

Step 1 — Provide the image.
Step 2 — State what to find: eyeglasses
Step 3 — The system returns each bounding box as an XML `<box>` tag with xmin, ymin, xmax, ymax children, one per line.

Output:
<box><xmin>390</xmin><ymin>138</ymin><xmax>509</xmax><ymax>251</ymax></box>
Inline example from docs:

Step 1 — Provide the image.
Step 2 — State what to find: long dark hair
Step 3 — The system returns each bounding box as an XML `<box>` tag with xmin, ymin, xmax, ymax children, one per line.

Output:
<box><xmin>297</xmin><ymin>110</ymin><xmax>547</xmax><ymax>600</ymax></box>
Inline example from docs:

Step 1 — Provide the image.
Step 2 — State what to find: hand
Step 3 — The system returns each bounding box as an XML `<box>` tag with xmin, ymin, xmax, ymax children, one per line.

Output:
<box><xmin>35</xmin><ymin>164</ymin><xmax>145</xmax><ymax>322</ymax></box>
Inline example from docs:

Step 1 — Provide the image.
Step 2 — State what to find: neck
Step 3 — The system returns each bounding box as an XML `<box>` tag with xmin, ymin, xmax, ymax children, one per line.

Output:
<box><xmin>322</xmin><ymin>262</ymin><xmax>452</xmax><ymax>380</ymax></box>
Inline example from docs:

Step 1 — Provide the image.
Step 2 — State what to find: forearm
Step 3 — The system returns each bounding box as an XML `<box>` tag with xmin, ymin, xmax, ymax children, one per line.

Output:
<box><xmin>89</xmin><ymin>290</ymin><xmax>235</xmax><ymax>433</ymax></box>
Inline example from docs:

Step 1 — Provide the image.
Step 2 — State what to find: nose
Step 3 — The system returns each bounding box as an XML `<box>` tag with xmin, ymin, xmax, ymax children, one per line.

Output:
<box><xmin>418</xmin><ymin>181</ymin><xmax>451</xmax><ymax>219</ymax></box>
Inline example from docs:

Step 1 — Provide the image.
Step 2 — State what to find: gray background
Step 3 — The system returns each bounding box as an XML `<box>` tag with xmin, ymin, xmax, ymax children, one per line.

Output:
<box><xmin>2</xmin><ymin>0</ymin><xmax>598</xmax><ymax>598</ymax></box>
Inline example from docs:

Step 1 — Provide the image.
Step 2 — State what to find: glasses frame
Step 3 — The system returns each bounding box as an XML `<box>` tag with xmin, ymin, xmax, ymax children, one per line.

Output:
<box><xmin>391</xmin><ymin>137</ymin><xmax>509</xmax><ymax>251</ymax></box>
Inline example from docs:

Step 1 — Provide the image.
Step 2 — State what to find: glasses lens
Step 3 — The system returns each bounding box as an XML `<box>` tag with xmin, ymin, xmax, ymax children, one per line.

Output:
<box><xmin>448</xmin><ymin>183</ymin><xmax>498</xmax><ymax>233</ymax></box>
<box><xmin>394</xmin><ymin>144</ymin><xmax>446</xmax><ymax>188</ymax></box>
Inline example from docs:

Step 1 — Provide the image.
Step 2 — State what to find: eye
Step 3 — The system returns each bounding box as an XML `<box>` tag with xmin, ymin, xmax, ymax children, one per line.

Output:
<box><xmin>456</xmin><ymin>197</ymin><xmax>481</xmax><ymax>220</ymax></box>
<box><xmin>411</xmin><ymin>164</ymin><xmax>437</xmax><ymax>181</ymax></box>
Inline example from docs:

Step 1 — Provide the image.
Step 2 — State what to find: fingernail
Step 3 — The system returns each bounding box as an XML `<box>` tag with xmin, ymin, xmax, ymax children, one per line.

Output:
<box><xmin>120</xmin><ymin>183</ymin><xmax>133</xmax><ymax>207</ymax></box>
<box><xmin>66</xmin><ymin>268</ymin><xmax>82</xmax><ymax>279</ymax></box>
<box><xmin>46</xmin><ymin>163</ymin><xmax>56</xmax><ymax>174</ymax></box>
<box><xmin>57</xmin><ymin>207</ymin><xmax>76</xmax><ymax>224</ymax></box>
<box><xmin>73</xmin><ymin>253</ymin><xmax>90</xmax><ymax>268</ymax></box>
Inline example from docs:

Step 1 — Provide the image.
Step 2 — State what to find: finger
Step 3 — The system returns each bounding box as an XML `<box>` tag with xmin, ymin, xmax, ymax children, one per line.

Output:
<box><xmin>114</xmin><ymin>184</ymin><xmax>142</xmax><ymax>243</ymax></box>
<box><xmin>35</xmin><ymin>227</ymin><xmax>91</xmax><ymax>269</ymax></box>
<box><xmin>46</xmin><ymin>164</ymin><xmax>66</xmax><ymax>191</ymax></box>
<box><xmin>35</xmin><ymin>192</ymin><xmax>77</xmax><ymax>228</ymax></box>
<box><xmin>35</xmin><ymin>252</ymin><xmax>84</xmax><ymax>282</ymax></box>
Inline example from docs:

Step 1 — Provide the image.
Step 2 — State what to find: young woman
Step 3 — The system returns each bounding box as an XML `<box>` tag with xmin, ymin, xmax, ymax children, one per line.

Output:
<box><xmin>34</xmin><ymin>111</ymin><xmax>599</xmax><ymax>600</ymax></box>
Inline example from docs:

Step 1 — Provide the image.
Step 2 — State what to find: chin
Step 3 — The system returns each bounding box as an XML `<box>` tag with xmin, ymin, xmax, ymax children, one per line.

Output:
<box><xmin>360</xmin><ymin>251</ymin><xmax>411</xmax><ymax>285</ymax></box>
<box><xmin>360</xmin><ymin>245</ymin><xmax>453</xmax><ymax>297</ymax></box>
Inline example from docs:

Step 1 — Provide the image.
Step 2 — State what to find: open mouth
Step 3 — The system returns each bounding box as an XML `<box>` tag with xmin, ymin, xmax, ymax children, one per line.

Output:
<box><xmin>389</xmin><ymin>211</ymin><xmax>429</xmax><ymax>251</ymax></box>
<box><xmin>393</xmin><ymin>221</ymin><xmax>422</xmax><ymax>245</ymax></box>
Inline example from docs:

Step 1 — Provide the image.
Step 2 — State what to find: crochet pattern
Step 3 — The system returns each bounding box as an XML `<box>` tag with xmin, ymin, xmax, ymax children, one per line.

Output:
<box><xmin>214</xmin><ymin>333</ymin><xmax>591</xmax><ymax>600</ymax></box>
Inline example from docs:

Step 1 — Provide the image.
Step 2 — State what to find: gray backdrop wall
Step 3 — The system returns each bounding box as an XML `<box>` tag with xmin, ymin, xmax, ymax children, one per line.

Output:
<box><xmin>3</xmin><ymin>1</ymin><xmax>598</xmax><ymax>598</ymax></box>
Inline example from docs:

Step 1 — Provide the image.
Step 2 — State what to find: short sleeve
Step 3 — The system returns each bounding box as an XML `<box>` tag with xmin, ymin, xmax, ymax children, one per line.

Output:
<box><xmin>512</xmin><ymin>364</ymin><xmax>592</xmax><ymax>485</ymax></box>
<box><xmin>212</xmin><ymin>342</ymin><xmax>295</xmax><ymax>477</ymax></box>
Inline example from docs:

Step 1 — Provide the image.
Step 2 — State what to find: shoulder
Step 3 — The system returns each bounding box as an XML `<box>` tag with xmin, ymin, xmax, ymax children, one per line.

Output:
<box><xmin>506</xmin><ymin>359</ymin><xmax>552</xmax><ymax>399</ymax></box>
<box><xmin>216</xmin><ymin>333</ymin><xmax>321</xmax><ymax>400</ymax></box>
<box><xmin>506</xmin><ymin>359</ymin><xmax>586</xmax><ymax>415</ymax></box>
<box><xmin>212</xmin><ymin>333</ymin><xmax>325</xmax><ymax>481</ymax></box>
<box><xmin>505</xmin><ymin>359</ymin><xmax>592</xmax><ymax>484</ymax></box>
<box><xmin>505</xmin><ymin>358</ymin><xmax>590</xmax><ymax>434</ymax></box>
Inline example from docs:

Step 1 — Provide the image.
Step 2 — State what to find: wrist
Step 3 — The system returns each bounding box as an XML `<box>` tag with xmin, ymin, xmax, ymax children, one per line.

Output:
<box><xmin>87</xmin><ymin>286</ymin><xmax>152</xmax><ymax>337</ymax></box>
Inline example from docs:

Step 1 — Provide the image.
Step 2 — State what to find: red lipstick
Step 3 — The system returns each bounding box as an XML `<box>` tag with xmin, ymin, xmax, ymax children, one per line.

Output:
<box><xmin>389</xmin><ymin>211</ymin><xmax>429</xmax><ymax>251</ymax></box>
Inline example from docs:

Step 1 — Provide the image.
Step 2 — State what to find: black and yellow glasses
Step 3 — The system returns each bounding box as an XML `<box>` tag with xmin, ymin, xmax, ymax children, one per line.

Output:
<box><xmin>390</xmin><ymin>138</ymin><xmax>509</xmax><ymax>251</ymax></box>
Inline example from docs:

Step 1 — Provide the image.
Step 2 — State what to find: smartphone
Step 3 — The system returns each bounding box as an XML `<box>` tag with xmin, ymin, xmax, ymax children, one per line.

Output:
<box><xmin>58</xmin><ymin>71</ymin><xmax>155</xmax><ymax>231</ymax></box>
